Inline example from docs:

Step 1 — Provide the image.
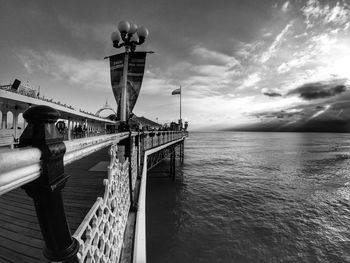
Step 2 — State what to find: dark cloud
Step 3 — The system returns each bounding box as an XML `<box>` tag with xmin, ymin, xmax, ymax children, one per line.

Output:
<box><xmin>296</xmin><ymin>119</ymin><xmax>350</xmax><ymax>133</ymax></box>
<box><xmin>252</xmin><ymin>109</ymin><xmax>304</xmax><ymax>119</ymax></box>
<box><xmin>263</xmin><ymin>91</ymin><xmax>282</xmax><ymax>97</ymax></box>
<box><xmin>287</xmin><ymin>80</ymin><xmax>348</xmax><ymax>100</ymax></box>
<box><xmin>226</xmin><ymin>90</ymin><xmax>350</xmax><ymax>132</ymax></box>
<box><xmin>224</xmin><ymin>119</ymin><xmax>350</xmax><ymax>133</ymax></box>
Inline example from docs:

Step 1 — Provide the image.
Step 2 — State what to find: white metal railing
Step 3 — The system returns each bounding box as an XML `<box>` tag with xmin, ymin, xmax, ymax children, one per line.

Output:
<box><xmin>133</xmin><ymin>136</ymin><xmax>186</xmax><ymax>263</ymax></box>
<box><xmin>72</xmin><ymin>133</ymin><xmax>186</xmax><ymax>263</ymax></box>
<box><xmin>0</xmin><ymin>133</ymin><xmax>129</xmax><ymax>196</ymax></box>
<box><xmin>0</xmin><ymin>147</ymin><xmax>41</xmax><ymax>195</ymax></box>
<box><xmin>73</xmin><ymin>143</ymin><xmax>130</xmax><ymax>262</ymax></box>
<box><xmin>0</xmin><ymin>131</ymin><xmax>184</xmax><ymax>196</ymax></box>
<box><xmin>0</xmin><ymin>130</ymin><xmax>186</xmax><ymax>262</ymax></box>
<box><xmin>64</xmin><ymin>133</ymin><xmax>129</xmax><ymax>165</ymax></box>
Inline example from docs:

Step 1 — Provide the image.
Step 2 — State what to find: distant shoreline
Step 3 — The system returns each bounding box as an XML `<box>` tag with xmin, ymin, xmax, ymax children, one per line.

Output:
<box><xmin>190</xmin><ymin>129</ymin><xmax>350</xmax><ymax>134</ymax></box>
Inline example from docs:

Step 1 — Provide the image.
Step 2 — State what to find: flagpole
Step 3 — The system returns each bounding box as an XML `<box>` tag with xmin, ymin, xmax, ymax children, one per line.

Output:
<box><xmin>180</xmin><ymin>85</ymin><xmax>182</xmax><ymax>121</ymax></box>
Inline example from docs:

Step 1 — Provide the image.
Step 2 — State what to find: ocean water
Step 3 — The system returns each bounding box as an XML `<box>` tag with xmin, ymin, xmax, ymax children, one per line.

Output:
<box><xmin>146</xmin><ymin>132</ymin><xmax>350</xmax><ymax>263</ymax></box>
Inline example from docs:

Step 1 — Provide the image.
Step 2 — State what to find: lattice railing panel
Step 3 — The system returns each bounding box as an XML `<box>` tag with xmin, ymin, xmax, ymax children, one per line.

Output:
<box><xmin>73</xmin><ymin>143</ymin><xmax>130</xmax><ymax>263</ymax></box>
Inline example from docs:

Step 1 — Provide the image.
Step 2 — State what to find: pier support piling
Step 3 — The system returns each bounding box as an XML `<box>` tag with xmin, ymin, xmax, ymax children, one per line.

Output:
<box><xmin>179</xmin><ymin>141</ymin><xmax>184</xmax><ymax>163</ymax></box>
<box><xmin>169</xmin><ymin>146</ymin><xmax>176</xmax><ymax>181</ymax></box>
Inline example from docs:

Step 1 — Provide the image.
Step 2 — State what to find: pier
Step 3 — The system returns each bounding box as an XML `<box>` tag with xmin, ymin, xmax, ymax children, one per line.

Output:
<box><xmin>0</xmin><ymin>103</ymin><xmax>187</xmax><ymax>262</ymax></box>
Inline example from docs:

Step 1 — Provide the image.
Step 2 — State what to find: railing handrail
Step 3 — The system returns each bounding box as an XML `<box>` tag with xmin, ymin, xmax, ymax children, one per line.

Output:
<box><xmin>0</xmin><ymin>133</ymin><xmax>129</xmax><ymax>196</ymax></box>
<box><xmin>0</xmin><ymin>131</ymin><xmax>186</xmax><ymax>196</ymax></box>
<box><xmin>133</xmin><ymin>135</ymin><xmax>187</xmax><ymax>263</ymax></box>
<box><xmin>0</xmin><ymin>147</ymin><xmax>41</xmax><ymax>195</ymax></box>
<box><xmin>64</xmin><ymin>133</ymin><xmax>129</xmax><ymax>165</ymax></box>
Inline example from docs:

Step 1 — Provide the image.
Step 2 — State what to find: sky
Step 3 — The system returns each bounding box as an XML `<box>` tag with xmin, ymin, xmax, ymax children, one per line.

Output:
<box><xmin>1</xmin><ymin>0</ymin><xmax>350</xmax><ymax>131</ymax></box>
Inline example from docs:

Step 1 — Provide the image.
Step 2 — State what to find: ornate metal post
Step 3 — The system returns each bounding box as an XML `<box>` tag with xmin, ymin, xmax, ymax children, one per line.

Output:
<box><xmin>19</xmin><ymin>105</ymin><xmax>79</xmax><ymax>262</ymax></box>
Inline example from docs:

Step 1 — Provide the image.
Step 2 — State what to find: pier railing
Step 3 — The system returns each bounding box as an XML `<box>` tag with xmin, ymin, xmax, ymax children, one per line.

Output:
<box><xmin>133</xmin><ymin>135</ymin><xmax>186</xmax><ymax>262</ymax></box>
<box><xmin>0</xmin><ymin>133</ymin><xmax>128</xmax><ymax>195</ymax></box>
<box><xmin>0</xmin><ymin>105</ymin><xmax>187</xmax><ymax>262</ymax></box>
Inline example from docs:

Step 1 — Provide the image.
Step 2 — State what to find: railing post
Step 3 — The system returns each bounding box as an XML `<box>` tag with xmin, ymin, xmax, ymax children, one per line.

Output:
<box><xmin>125</xmin><ymin>131</ymin><xmax>134</xmax><ymax>209</ymax></box>
<box><xmin>136</xmin><ymin>131</ymin><xmax>141</xmax><ymax>178</ymax></box>
<box><xmin>157</xmin><ymin>131</ymin><xmax>161</xmax><ymax>146</ymax></box>
<box><xmin>149</xmin><ymin>131</ymin><xmax>155</xmax><ymax>148</ymax></box>
<box><xmin>19</xmin><ymin>105</ymin><xmax>79</xmax><ymax>263</ymax></box>
<box><xmin>140</xmin><ymin>132</ymin><xmax>145</xmax><ymax>168</ymax></box>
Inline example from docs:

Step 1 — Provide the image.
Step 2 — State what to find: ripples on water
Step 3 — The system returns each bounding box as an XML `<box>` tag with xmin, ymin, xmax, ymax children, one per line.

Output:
<box><xmin>146</xmin><ymin>132</ymin><xmax>350</xmax><ymax>263</ymax></box>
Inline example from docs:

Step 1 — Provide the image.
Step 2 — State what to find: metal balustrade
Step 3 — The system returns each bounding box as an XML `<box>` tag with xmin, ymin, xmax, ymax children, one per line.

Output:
<box><xmin>133</xmin><ymin>137</ymin><xmax>186</xmax><ymax>263</ymax></box>
<box><xmin>0</xmin><ymin>104</ymin><xmax>187</xmax><ymax>263</ymax></box>
<box><xmin>73</xmin><ymin>143</ymin><xmax>131</xmax><ymax>262</ymax></box>
<box><xmin>0</xmin><ymin>131</ymin><xmax>185</xmax><ymax>196</ymax></box>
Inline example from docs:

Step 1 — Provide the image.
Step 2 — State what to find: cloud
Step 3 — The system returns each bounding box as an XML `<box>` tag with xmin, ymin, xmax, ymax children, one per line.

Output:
<box><xmin>235</xmin><ymin>41</ymin><xmax>263</xmax><ymax>61</ymax></box>
<box><xmin>261</xmin><ymin>88</ymin><xmax>282</xmax><ymax>97</ymax></box>
<box><xmin>301</xmin><ymin>0</ymin><xmax>350</xmax><ymax>28</ymax></box>
<box><xmin>57</xmin><ymin>15</ymin><xmax>113</xmax><ymax>44</ymax></box>
<box><xmin>277</xmin><ymin>55</ymin><xmax>311</xmax><ymax>74</ymax></box>
<box><xmin>282</xmin><ymin>1</ymin><xmax>290</xmax><ymax>12</ymax></box>
<box><xmin>15</xmin><ymin>47</ymin><xmax>251</xmax><ymax>127</ymax></box>
<box><xmin>191</xmin><ymin>45</ymin><xmax>240</xmax><ymax>67</ymax></box>
<box><xmin>144</xmin><ymin>44</ymin><xmax>243</xmax><ymax>99</ymax></box>
<box><xmin>234</xmin><ymin>96</ymin><xmax>350</xmax><ymax>132</ymax></box>
<box><xmin>260</xmin><ymin>21</ymin><xmax>293</xmax><ymax>63</ymax></box>
<box><xmin>251</xmin><ymin>107</ymin><xmax>304</xmax><ymax>119</ymax></box>
<box><xmin>263</xmin><ymin>92</ymin><xmax>282</xmax><ymax>97</ymax></box>
<box><xmin>238</xmin><ymin>73</ymin><xmax>261</xmax><ymax>89</ymax></box>
<box><xmin>287</xmin><ymin>80</ymin><xmax>348</xmax><ymax>100</ymax></box>
<box><xmin>17</xmin><ymin>49</ymin><xmax>110</xmax><ymax>90</ymax></box>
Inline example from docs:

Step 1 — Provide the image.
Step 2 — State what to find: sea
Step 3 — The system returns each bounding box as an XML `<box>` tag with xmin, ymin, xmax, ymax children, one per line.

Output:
<box><xmin>146</xmin><ymin>131</ymin><xmax>350</xmax><ymax>263</ymax></box>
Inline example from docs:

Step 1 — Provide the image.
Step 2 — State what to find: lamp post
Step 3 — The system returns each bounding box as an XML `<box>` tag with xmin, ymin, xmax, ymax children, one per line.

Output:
<box><xmin>111</xmin><ymin>21</ymin><xmax>149</xmax><ymax>122</ymax></box>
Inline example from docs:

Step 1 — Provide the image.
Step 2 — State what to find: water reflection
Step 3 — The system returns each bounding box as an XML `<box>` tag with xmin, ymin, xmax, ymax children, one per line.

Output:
<box><xmin>147</xmin><ymin>132</ymin><xmax>350</xmax><ymax>262</ymax></box>
<box><xmin>146</xmin><ymin>160</ymin><xmax>185</xmax><ymax>262</ymax></box>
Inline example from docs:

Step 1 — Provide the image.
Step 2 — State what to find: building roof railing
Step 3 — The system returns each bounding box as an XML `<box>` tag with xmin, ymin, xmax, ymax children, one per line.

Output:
<box><xmin>0</xmin><ymin>85</ymin><xmax>115</xmax><ymax>123</ymax></box>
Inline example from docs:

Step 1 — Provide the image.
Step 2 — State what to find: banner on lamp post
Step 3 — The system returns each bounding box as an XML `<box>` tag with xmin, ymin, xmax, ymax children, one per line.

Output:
<box><xmin>109</xmin><ymin>51</ymin><xmax>147</xmax><ymax>120</ymax></box>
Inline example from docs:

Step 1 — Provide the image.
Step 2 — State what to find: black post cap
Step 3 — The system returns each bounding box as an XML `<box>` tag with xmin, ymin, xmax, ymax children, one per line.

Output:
<box><xmin>23</xmin><ymin>105</ymin><xmax>60</xmax><ymax>124</ymax></box>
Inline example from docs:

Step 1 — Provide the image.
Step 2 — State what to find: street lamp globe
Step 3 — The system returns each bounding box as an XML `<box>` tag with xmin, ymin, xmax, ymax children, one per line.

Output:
<box><xmin>111</xmin><ymin>31</ymin><xmax>121</xmax><ymax>43</ymax></box>
<box><xmin>137</xmin><ymin>27</ymin><xmax>149</xmax><ymax>44</ymax></box>
<box><xmin>112</xmin><ymin>21</ymin><xmax>149</xmax><ymax>50</ymax></box>
<box><xmin>118</xmin><ymin>21</ymin><xmax>130</xmax><ymax>34</ymax></box>
<box><xmin>137</xmin><ymin>27</ymin><xmax>149</xmax><ymax>38</ymax></box>
<box><xmin>129</xmin><ymin>23</ymin><xmax>138</xmax><ymax>34</ymax></box>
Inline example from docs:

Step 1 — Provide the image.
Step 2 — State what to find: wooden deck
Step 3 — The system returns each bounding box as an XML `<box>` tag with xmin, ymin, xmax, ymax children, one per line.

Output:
<box><xmin>0</xmin><ymin>146</ymin><xmax>111</xmax><ymax>262</ymax></box>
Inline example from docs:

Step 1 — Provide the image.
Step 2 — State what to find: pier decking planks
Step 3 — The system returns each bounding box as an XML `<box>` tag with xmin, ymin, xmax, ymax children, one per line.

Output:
<box><xmin>0</xmin><ymin>146</ymin><xmax>110</xmax><ymax>262</ymax></box>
